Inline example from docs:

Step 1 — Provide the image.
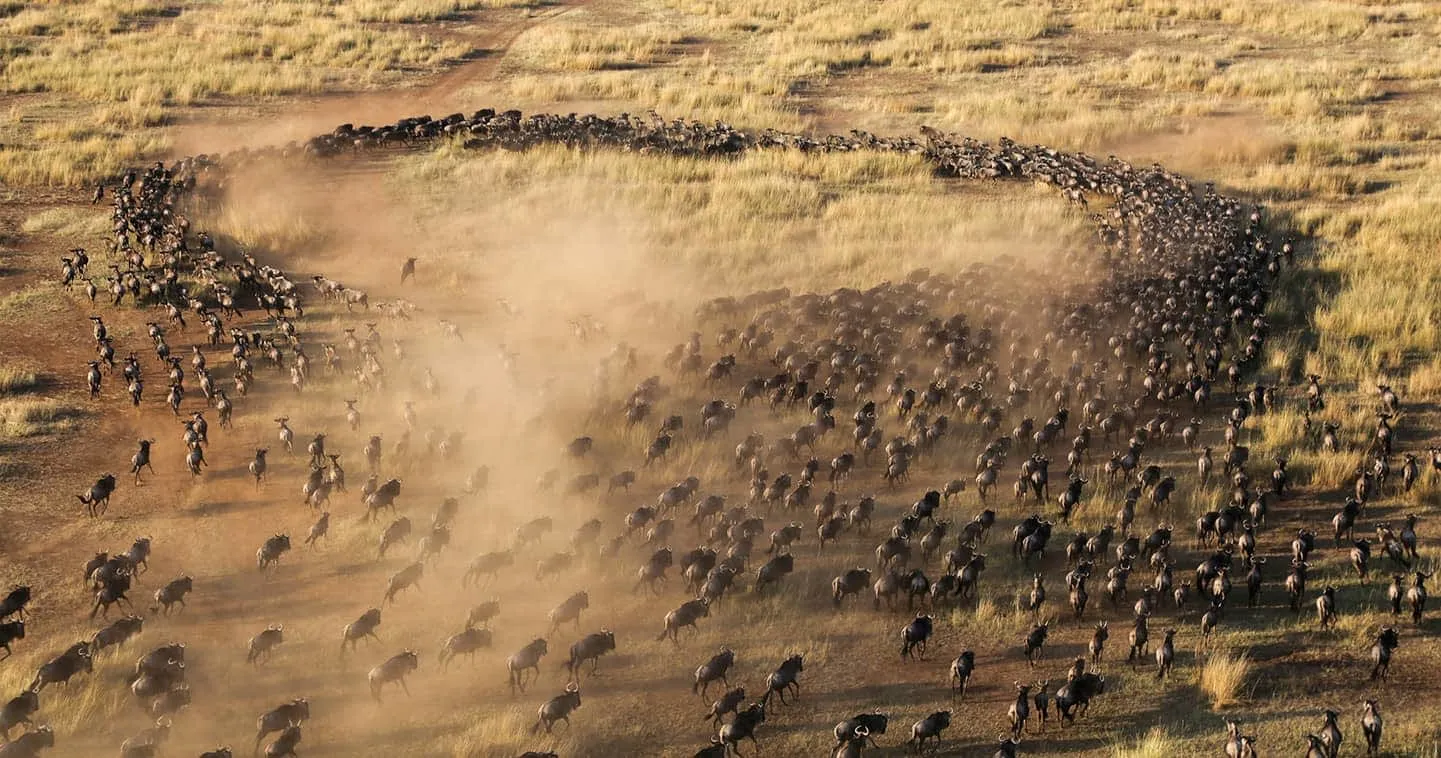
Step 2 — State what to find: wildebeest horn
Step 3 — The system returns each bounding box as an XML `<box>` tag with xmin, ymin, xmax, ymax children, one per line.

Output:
<box><xmin>565</xmin><ymin>682</ymin><xmax>579</xmax><ymax>692</ymax></box>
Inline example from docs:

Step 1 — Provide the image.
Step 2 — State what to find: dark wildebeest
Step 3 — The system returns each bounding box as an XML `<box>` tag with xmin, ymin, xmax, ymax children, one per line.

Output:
<box><xmin>762</xmin><ymin>654</ymin><xmax>804</xmax><ymax>707</ymax></box>
<box><xmin>563</xmin><ymin>630</ymin><xmax>616</xmax><ymax>682</ymax></box>
<box><xmin>531</xmin><ymin>684</ymin><xmax>582</xmax><ymax>734</ymax></box>
<box><xmin>255</xmin><ymin>699</ymin><xmax>309</xmax><ymax>753</ymax></box>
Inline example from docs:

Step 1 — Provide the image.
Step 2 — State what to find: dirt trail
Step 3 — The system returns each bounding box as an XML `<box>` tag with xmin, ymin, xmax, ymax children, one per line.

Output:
<box><xmin>169</xmin><ymin>0</ymin><xmax>593</xmax><ymax>156</ymax></box>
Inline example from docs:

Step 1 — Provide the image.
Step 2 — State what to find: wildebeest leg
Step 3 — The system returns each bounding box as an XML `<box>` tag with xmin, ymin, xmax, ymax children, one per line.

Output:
<box><xmin>400</xmin><ymin>677</ymin><xmax>410</xmax><ymax>696</ymax></box>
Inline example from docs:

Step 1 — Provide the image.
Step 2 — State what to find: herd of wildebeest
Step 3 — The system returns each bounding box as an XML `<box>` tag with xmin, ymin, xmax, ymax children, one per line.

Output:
<box><xmin>1</xmin><ymin>108</ymin><xmax>1431</xmax><ymax>757</ymax></box>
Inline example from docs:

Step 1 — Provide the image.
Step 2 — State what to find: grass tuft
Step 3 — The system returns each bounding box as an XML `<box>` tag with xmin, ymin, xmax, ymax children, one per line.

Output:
<box><xmin>0</xmin><ymin>398</ymin><xmax>85</xmax><ymax>437</ymax></box>
<box><xmin>1113</xmin><ymin>727</ymin><xmax>1185</xmax><ymax>758</ymax></box>
<box><xmin>0</xmin><ymin>367</ymin><xmax>42</xmax><ymax>396</ymax></box>
<box><xmin>1198</xmin><ymin>650</ymin><xmax>1250</xmax><ymax>710</ymax></box>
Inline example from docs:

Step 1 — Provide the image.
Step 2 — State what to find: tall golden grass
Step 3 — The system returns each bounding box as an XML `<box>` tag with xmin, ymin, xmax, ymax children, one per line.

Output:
<box><xmin>1198</xmin><ymin>650</ymin><xmax>1251</xmax><ymax>710</ymax></box>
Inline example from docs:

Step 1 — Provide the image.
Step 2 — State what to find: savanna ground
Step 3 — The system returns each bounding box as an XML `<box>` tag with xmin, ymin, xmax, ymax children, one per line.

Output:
<box><xmin>3</xmin><ymin>0</ymin><xmax>1441</xmax><ymax>756</ymax></box>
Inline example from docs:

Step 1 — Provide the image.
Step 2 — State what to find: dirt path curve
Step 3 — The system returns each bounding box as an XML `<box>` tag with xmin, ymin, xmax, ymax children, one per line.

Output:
<box><xmin>169</xmin><ymin>0</ymin><xmax>593</xmax><ymax>156</ymax></box>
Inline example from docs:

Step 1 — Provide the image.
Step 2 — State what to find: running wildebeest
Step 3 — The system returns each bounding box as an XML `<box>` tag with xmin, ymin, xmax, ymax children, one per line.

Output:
<box><xmin>0</xmin><ymin>621</ymin><xmax>23</xmax><ymax>661</ymax></box>
<box><xmin>909</xmin><ymin>710</ymin><xmax>952</xmax><ymax>752</ymax></box>
<box><xmin>28</xmin><ymin>643</ymin><xmax>93</xmax><ymax>692</ymax></box>
<box><xmin>247</xmin><ymin>625</ymin><xmax>284</xmax><ymax>664</ymax></box>
<box><xmin>531</xmin><ymin>684</ymin><xmax>582</xmax><ymax>734</ymax></box>
<box><xmin>342</xmin><ymin>608</ymin><xmax>382</xmax><ymax>653</ymax></box>
<box><xmin>507</xmin><ymin>638</ymin><xmax>549</xmax><ymax>694</ymax></box>
<box><xmin>257</xmin><ymin>535</ymin><xmax>291</xmax><ymax>571</ymax></box>
<box><xmin>762</xmin><ymin>654</ymin><xmax>804</xmax><ymax>707</ymax></box>
<box><xmin>563</xmin><ymin>630</ymin><xmax>615</xmax><ymax>681</ymax></box>
<box><xmin>255</xmin><ymin>698</ymin><xmax>310</xmax><ymax>753</ymax></box>
<box><xmin>367</xmin><ymin>650</ymin><xmax>419</xmax><ymax>702</ymax></box>
<box><xmin>78</xmin><ymin>474</ymin><xmax>118</xmax><ymax>517</ymax></box>
<box><xmin>438</xmin><ymin>627</ymin><xmax>492</xmax><ymax>670</ymax></box>
<box><xmin>548</xmin><ymin>591</ymin><xmax>589</xmax><ymax>633</ymax></box>
<box><xmin>657</xmin><ymin>598</ymin><xmax>711</xmax><ymax>644</ymax></box>
<box><xmin>694</xmin><ymin>647</ymin><xmax>736</xmax><ymax>697</ymax></box>
<box><xmin>719</xmin><ymin>702</ymin><xmax>765</xmax><ymax>756</ymax></box>
<box><xmin>152</xmin><ymin>576</ymin><xmax>192</xmax><ymax>615</ymax></box>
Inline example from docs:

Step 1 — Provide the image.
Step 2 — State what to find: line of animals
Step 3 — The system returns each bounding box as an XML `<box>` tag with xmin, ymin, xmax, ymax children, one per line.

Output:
<box><xmin>5</xmin><ymin>108</ymin><xmax>1429</xmax><ymax>757</ymax></box>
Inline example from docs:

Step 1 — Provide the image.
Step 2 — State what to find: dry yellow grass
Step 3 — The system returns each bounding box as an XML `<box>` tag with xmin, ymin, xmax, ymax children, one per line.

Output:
<box><xmin>0</xmin><ymin>398</ymin><xmax>85</xmax><ymax>437</ymax></box>
<box><xmin>0</xmin><ymin>0</ymin><xmax>484</xmax><ymax>184</ymax></box>
<box><xmin>1113</xmin><ymin>727</ymin><xmax>1186</xmax><ymax>758</ymax></box>
<box><xmin>1199</xmin><ymin>650</ymin><xmax>1251</xmax><ymax>710</ymax></box>
<box><xmin>0</xmin><ymin>367</ymin><xmax>42</xmax><ymax>396</ymax></box>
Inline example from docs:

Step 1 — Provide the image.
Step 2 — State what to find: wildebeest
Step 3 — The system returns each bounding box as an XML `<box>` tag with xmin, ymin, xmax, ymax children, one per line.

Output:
<box><xmin>703</xmin><ymin>685</ymin><xmax>746</xmax><ymax>727</ymax></box>
<box><xmin>949</xmin><ymin>650</ymin><xmax>976</xmax><ymax>699</ymax></box>
<box><xmin>466</xmin><ymin>600</ymin><xmax>500</xmax><ymax>630</ymax></box>
<box><xmin>1023</xmin><ymin>621</ymin><xmax>1049</xmax><ymax>666</ymax></box>
<box><xmin>507</xmin><ymin>639</ymin><xmax>549</xmax><ymax>694</ymax></box>
<box><xmin>1007</xmin><ymin>682</ymin><xmax>1032</xmax><ymax>739</ymax></box>
<box><xmin>1056</xmin><ymin>671</ymin><xmax>1106</xmax><ymax>723</ymax></box>
<box><xmin>153</xmin><ymin>575</ymin><xmax>193</xmax><ymax>615</ymax></box>
<box><xmin>383</xmin><ymin>561</ymin><xmax>424</xmax><ymax>604</ymax></box>
<box><xmin>694</xmin><ymin>647</ymin><xmax>736</xmax><ymax>697</ymax></box>
<box><xmin>563</xmin><ymin>630</ymin><xmax>615</xmax><ymax>681</ymax></box>
<box><xmin>368</xmin><ymin>650</ymin><xmax>419</xmax><ymax>701</ymax></box>
<box><xmin>830</xmin><ymin>713</ymin><xmax>886</xmax><ymax>753</ymax></box>
<box><xmin>78</xmin><ymin>474</ymin><xmax>118</xmax><ymax>517</ymax></box>
<box><xmin>909</xmin><ymin>710</ymin><xmax>952</xmax><ymax>752</ymax></box>
<box><xmin>832</xmin><ymin>567</ymin><xmax>872</xmax><ymax>608</ymax></box>
<box><xmin>1370</xmin><ymin>627</ymin><xmax>1399</xmax><ymax>681</ymax></box>
<box><xmin>762</xmin><ymin>654</ymin><xmax>804</xmax><ymax>707</ymax></box>
<box><xmin>437</xmin><ymin>628</ymin><xmax>492</xmax><ymax>670</ymax></box>
<box><xmin>257</xmin><ymin>535</ymin><xmax>291</xmax><ymax>570</ymax></box>
<box><xmin>1362</xmin><ymin>699</ymin><xmax>1383</xmax><ymax>755</ymax></box>
<box><xmin>0</xmin><ymin>621</ymin><xmax>23</xmax><ymax>661</ymax></box>
<box><xmin>378</xmin><ymin>517</ymin><xmax>412</xmax><ymax>559</ymax></box>
<box><xmin>0</xmin><ymin>588</ymin><xmax>29</xmax><ymax>624</ymax></box>
<box><xmin>901</xmin><ymin>613</ymin><xmax>933</xmax><ymax>659</ymax></box>
<box><xmin>719</xmin><ymin>702</ymin><xmax>765</xmax><ymax>756</ymax></box>
<box><xmin>0</xmin><ymin>691</ymin><xmax>40</xmax><ymax>741</ymax></box>
<box><xmin>255</xmin><ymin>698</ymin><xmax>309</xmax><ymax>752</ymax></box>
<box><xmin>263</xmin><ymin>725</ymin><xmax>301</xmax><ymax>758</ymax></box>
<box><xmin>548</xmin><ymin>591</ymin><xmax>590</xmax><ymax>633</ymax></box>
<box><xmin>28</xmin><ymin>643</ymin><xmax>93</xmax><ymax>692</ymax></box>
<box><xmin>342</xmin><ymin>608</ymin><xmax>382</xmax><ymax>653</ymax></box>
<box><xmin>531</xmin><ymin>684</ymin><xmax>581</xmax><ymax>734</ymax></box>
<box><xmin>247</xmin><ymin>625</ymin><xmax>284</xmax><ymax>664</ymax></box>
<box><xmin>657</xmin><ymin>598</ymin><xmax>711</xmax><ymax>644</ymax></box>
<box><xmin>514</xmin><ymin>516</ymin><xmax>554</xmax><ymax>548</ymax></box>
<box><xmin>463</xmin><ymin>550</ymin><xmax>514</xmax><ymax>586</ymax></box>
<box><xmin>0</xmin><ymin>725</ymin><xmax>55</xmax><ymax>757</ymax></box>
